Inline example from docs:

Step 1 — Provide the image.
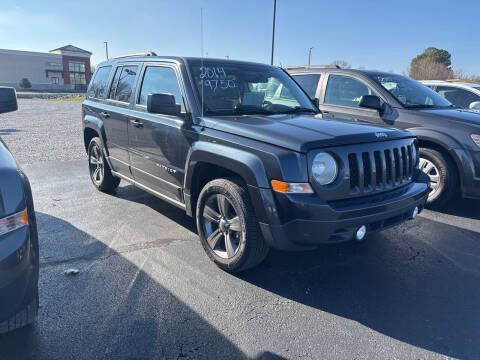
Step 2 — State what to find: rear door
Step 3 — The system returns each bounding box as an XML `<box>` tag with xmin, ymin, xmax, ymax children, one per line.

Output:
<box><xmin>102</xmin><ymin>63</ymin><xmax>140</xmax><ymax>174</ymax></box>
<box><xmin>127</xmin><ymin>63</ymin><xmax>190</xmax><ymax>204</ymax></box>
<box><xmin>291</xmin><ymin>73</ymin><xmax>322</xmax><ymax>99</ymax></box>
<box><xmin>319</xmin><ymin>73</ymin><xmax>384</xmax><ymax>124</ymax></box>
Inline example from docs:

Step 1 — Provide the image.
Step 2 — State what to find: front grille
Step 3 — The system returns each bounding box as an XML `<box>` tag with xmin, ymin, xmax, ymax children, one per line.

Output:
<box><xmin>348</xmin><ymin>143</ymin><xmax>414</xmax><ymax>195</ymax></box>
<box><xmin>309</xmin><ymin>138</ymin><xmax>417</xmax><ymax>202</ymax></box>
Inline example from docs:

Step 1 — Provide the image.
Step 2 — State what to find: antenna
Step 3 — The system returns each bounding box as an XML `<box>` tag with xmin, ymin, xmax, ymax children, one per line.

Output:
<box><xmin>200</xmin><ymin>7</ymin><xmax>205</xmax><ymax>118</ymax></box>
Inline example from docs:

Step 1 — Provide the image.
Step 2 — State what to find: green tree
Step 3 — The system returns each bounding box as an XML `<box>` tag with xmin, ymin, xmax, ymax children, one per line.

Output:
<box><xmin>411</xmin><ymin>47</ymin><xmax>452</xmax><ymax>68</ymax></box>
<box><xmin>18</xmin><ymin>77</ymin><xmax>32</xmax><ymax>89</ymax></box>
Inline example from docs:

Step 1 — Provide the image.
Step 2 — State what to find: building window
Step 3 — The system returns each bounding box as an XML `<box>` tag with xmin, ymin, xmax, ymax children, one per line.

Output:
<box><xmin>68</xmin><ymin>61</ymin><xmax>87</xmax><ymax>90</ymax></box>
<box><xmin>51</xmin><ymin>77</ymin><xmax>59</xmax><ymax>85</ymax></box>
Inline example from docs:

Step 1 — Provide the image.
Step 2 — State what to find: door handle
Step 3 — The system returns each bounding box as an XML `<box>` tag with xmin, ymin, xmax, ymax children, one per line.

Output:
<box><xmin>130</xmin><ymin>119</ymin><xmax>144</xmax><ymax>128</ymax></box>
<box><xmin>100</xmin><ymin>111</ymin><xmax>110</xmax><ymax>118</ymax></box>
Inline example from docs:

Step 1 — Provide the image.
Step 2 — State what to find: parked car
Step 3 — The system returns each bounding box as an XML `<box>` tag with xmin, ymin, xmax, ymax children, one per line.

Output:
<box><xmin>287</xmin><ymin>66</ymin><xmax>480</xmax><ymax>207</ymax></box>
<box><xmin>420</xmin><ymin>80</ymin><xmax>480</xmax><ymax>112</ymax></box>
<box><xmin>0</xmin><ymin>87</ymin><xmax>39</xmax><ymax>333</ymax></box>
<box><xmin>82</xmin><ymin>55</ymin><xmax>429</xmax><ymax>272</ymax></box>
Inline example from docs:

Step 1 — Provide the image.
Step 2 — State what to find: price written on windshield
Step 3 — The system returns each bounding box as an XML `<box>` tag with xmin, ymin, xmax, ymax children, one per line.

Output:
<box><xmin>200</xmin><ymin>66</ymin><xmax>237</xmax><ymax>91</ymax></box>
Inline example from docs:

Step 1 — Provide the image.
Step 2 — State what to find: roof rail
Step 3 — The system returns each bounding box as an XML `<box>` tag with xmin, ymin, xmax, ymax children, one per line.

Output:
<box><xmin>284</xmin><ymin>64</ymin><xmax>340</xmax><ymax>71</ymax></box>
<box><xmin>111</xmin><ymin>51</ymin><xmax>157</xmax><ymax>59</ymax></box>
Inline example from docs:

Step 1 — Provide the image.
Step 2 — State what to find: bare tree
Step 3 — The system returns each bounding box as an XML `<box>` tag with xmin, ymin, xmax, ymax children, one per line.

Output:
<box><xmin>331</xmin><ymin>60</ymin><xmax>351</xmax><ymax>69</ymax></box>
<box><xmin>408</xmin><ymin>58</ymin><xmax>453</xmax><ymax>80</ymax></box>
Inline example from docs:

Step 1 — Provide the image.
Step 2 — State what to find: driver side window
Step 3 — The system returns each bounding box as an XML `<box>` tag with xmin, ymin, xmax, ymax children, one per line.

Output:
<box><xmin>325</xmin><ymin>75</ymin><xmax>378</xmax><ymax>108</ymax></box>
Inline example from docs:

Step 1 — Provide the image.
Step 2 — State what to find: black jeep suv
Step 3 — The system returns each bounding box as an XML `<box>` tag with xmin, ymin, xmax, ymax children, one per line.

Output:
<box><xmin>287</xmin><ymin>66</ymin><xmax>480</xmax><ymax>207</ymax></box>
<box><xmin>82</xmin><ymin>55</ymin><xmax>429</xmax><ymax>272</ymax></box>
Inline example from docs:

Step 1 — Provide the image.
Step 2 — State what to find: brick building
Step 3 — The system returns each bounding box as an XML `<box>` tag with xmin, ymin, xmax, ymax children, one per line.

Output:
<box><xmin>0</xmin><ymin>45</ymin><xmax>92</xmax><ymax>91</ymax></box>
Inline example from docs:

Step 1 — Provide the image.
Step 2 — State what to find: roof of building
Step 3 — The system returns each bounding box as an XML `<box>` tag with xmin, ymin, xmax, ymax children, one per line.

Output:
<box><xmin>49</xmin><ymin>45</ymin><xmax>92</xmax><ymax>55</ymax></box>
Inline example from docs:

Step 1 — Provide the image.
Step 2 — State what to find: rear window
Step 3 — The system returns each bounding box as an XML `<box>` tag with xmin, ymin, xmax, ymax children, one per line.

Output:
<box><xmin>87</xmin><ymin>66</ymin><xmax>112</xmax><ymax>99</ymax></box>
<box><xmin>292</xmin><ymin>74</ymin><xmax>321</xmax><ymax>98</ymax></box>
<box><xmin>108</xmin><ymin>65</ymin><xmax>138</xmax><ymax>103</ymax></box>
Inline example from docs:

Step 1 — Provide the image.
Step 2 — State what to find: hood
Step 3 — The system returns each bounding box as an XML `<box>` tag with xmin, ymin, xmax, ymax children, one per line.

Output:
<box><xmin>0</xmin><ymin>139</ymin><xmax>25</xmax><ymax>218</ymax></box>
<box><xmin>200</xmin><ymin>114</ymin><xmax>413</xmax><ymax>152</ymax></box>
<box><xmin>418</xmin><ymin>108</ymin><xmax>480</xmax><ymax>126</ymax></box>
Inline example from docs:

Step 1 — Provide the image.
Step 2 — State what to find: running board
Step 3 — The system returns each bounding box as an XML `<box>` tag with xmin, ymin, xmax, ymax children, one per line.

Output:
<box><xmin>111</xmin><ymin>170</ymin><xmax>186</xmax><ymax>210</ymax></box>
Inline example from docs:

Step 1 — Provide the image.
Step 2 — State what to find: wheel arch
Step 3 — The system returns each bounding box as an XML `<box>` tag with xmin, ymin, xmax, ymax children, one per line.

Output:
<box><xmin>184</xmin><ymin>143</ymin><xmax>270</xmax><ymax>222</ymax></box>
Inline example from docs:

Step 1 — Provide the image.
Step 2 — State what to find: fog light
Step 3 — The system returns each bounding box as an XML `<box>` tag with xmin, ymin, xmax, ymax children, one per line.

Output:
<box><xmin>355</xmin><ymin>225</ymin><xmax>367</xmax><ymax>241</ymax></box>
<box><xmin>411</xmin><ymin>206</ymin><xmax>419</xmax><ymax>219</ymax></box>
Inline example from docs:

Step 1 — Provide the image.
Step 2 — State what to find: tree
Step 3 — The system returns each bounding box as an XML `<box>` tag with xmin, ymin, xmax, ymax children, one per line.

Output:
<box><xmin>409</xmin><ymin>58</ymin><xmax>453</xmax><ymax>80</ymax></box>
<box><xmin>331</xmin><ymin>60</ymin><xmax>351</xmax><ymax>69</ymax></box>
<box><xmin>18</xmin><ymin>77</ymin><xmax>32</xmax><ymax>89</ymax></box>
<box><xmin>411</xmin><ymin>47</ymin><xmax>452</xmax><ymax>69</ymax></box>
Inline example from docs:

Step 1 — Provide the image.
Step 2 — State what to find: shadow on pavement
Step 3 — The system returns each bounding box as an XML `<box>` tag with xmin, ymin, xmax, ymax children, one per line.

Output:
<box><xmin>0</xmin><ymin>128</ymin><xmax>22</xmax><ymax>136</ymax></box>
<box><xmin>0</xmin><ymin>212</ymin><xmax>283</xmax><ymax>360</ymax></box>
<box><xmin>435</xmin><ymin>197</ymin><xmax>480</xmax><ymax>220</ymax></box>
<box><xmin>109</xmin><ymin>185</ymin><xmax>480</xmax><ymax>359</ymax></box>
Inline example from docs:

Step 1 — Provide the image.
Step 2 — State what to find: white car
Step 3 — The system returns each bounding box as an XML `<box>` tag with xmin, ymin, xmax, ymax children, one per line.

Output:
<box><xmin>420</xmin><ymin>80</ymin><xmax>480</xmax><ymax>112</ymax></box>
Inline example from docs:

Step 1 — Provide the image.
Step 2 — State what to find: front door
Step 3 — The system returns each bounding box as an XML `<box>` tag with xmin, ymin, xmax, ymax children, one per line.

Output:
<box><xmin>102</xmin><ymin>64</ymin><xmax>140</xmax><ymax>175</ymax></box>
<box><xmin>319</xmin><ymin>74</ymin><xmax>383</xmax><ymax>124</ymax></box>
<box><xmin>128</xmin><ymin>64</ymin><xmax>190</xmax><ymax>203</ymax></box>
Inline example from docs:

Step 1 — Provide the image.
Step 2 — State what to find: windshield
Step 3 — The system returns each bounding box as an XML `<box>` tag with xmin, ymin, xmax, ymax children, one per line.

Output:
<box><xmin>187</xmin><ymin>59</ymin><xmax>318</xmax><ymax>116</ymax></box>
<box><xmin>371</xmin><ymin>73</ymin><xmax>452</xmax><ymax>108</ymax></box>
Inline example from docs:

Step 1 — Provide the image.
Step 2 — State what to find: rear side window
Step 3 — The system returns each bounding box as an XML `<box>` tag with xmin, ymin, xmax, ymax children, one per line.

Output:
<box><xmin>108</xmin><ymin>65</ymin><xmax>138</xmax><ymax>103</ymax></box>
<box><xmin>293</xmin><ymin>74</ymin><xmax>320</xmax><ymax>98</ymax></box>
<box><xmin>435</xmin><ymin>86</ymin><xmax>480</xmax><ymax>108</ymax></box>
<box><xmin>87</xmin><ymin>66</ymin><xmax>112</xmax><ymax>99</ymax></box>
<box><xmin>138</xmin><ymin>66</ymin><xmax>182</xmax><ymax>106</ymax></box>
<box><xmin>324</xmin><ymin>74</ymin><xmax>377</xmax><ymax>107</ymax></box>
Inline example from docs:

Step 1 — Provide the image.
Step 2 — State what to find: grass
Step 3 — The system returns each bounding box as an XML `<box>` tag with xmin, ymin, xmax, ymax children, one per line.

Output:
<box><xmin>31</xmin><ymin>96</ymin><xmax>86</xmax><ymax>101</ymax></box>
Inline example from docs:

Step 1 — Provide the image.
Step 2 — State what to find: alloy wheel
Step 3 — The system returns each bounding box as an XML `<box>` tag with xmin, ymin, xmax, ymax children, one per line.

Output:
<box><xmin>419</xmin><ymin>157</ymin><xmax>440</xmax><ymax>197</ymax></box>
<box><xmin>89</xmin><ymin>144</ymin><xmax>104</xmax><ymax>185</ymax></box>
<box><xmin>202</xmin><ymin>193</ymin><xmax>242</xmax><ymax>259</ymax></box>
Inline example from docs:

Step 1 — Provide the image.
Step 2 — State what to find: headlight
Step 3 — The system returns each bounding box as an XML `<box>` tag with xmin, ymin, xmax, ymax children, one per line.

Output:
<box><xmin>312</xmin><ymin>152</ymin><xmax>338</xmax><ymax>185</ymax></box>
<box><xmin>0</xmin><ymin>209</ymin><xmax>28</xmax><ymax>237</ymax></box>
<box><xmin>471</xmin><ymin>134</ymin><xmax>480</xmax><ymax>148</ymax></box>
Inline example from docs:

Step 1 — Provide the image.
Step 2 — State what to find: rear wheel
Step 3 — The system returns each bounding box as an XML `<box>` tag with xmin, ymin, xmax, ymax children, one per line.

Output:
<box><xmin>419</xmin><ymin>147</ymin><xmax>457</xmax><ymax>208</ymax></box>
<box><xmin>88</xmin><ymin>137</ymin><xmax>120</xmax><ymax>192</ymax></box>
<box><xmin>196</xmin><ymin>178</ymin><xmax>269</xmax><ymax>272</ymax></box>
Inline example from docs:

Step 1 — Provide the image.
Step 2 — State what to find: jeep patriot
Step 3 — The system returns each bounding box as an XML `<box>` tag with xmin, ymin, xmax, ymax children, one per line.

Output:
<box><xmin>82</xmin><ymin>54</ymin><xmax>430</xmax><ymax>272</ymax></box>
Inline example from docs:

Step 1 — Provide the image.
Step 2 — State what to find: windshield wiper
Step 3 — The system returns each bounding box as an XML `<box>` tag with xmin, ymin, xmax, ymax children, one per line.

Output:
<box><xmin>233</xmin><ymin>105</ymin><xmax>274</xmax><ymax>115</ymax></box>
<box><xmin>404</xmin><ymin>104</ymin><xmax>439</xmax><ymax>109</ymax></box>
<box><xmin>277</xmin><ymin>106</ymin><xmax>318</xmax><ymax>115</ymax></box>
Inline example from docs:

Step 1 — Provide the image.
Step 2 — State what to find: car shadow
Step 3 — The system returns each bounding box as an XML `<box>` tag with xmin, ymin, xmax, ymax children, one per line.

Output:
<box><xmin>435</xmin><ymin>197</ymin><xmax>480</xmax><ymax>220</ymax></box>
<box><xmin>107</xmin><ymin>184</ymin><xmax>480</xmax><ymax>359</ymax></box>
<box><xmin>237</xmin><ymin>214</ymin><xmax>480</xmax><ymax>359</ymax></box>
<box><xmin>0</xmin><ymin>212</ymin><xmax>283</xmax><ymax>360</ymax></box>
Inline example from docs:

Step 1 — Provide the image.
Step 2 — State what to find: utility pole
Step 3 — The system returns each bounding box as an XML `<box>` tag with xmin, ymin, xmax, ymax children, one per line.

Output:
<box><xmin>270</xmin><ymin>0</ymin><xmax>276</xmax><ymax>65</ymax></box>
<box><xmin>225</xmin><ymin>55</ymin><xmax>229</xmax><ymax>59</ymax></box>
<box><xmin>308</xmin><ymin>47</ymin><xmax>313</xmax><ymax>67</ymax></box>
<box><xmin>104</xmin><ymin>42</ymin><xmax>109</xmax><ymax>60</ymax></box>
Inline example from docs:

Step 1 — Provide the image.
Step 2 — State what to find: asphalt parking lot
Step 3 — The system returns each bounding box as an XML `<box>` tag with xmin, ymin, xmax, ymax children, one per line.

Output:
<box><xmin>0</xmin><ymin>99</ymin><xmax>479</xmax><ymax>359</ymax></box>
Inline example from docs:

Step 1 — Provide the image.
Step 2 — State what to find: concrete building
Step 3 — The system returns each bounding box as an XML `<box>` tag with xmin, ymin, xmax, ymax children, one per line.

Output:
<box><xmin>0</xmin><ymin>45</ymin><xmax>92</xmax><ymax>91</ymax></box>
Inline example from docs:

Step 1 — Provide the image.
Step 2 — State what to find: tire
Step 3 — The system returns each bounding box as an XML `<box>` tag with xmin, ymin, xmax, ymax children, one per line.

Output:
<box><xmin>196</xmin><ymin>178</ymin><xmax>269</xmax><ymax>272</ymax></box>
<box><xmin>88</xmin><ymin>137</ymin><xmax>120</xmax><ymax>192</ymax></box>
<box><xmin>419</xmin><ymin>147</ymin><xmax>458</xmax><ymax>208</ymax></box>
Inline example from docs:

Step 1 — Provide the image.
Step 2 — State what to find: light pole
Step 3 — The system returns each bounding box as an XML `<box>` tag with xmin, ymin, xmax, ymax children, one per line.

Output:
<box><xmin>308</xmin><ymin>47</ymin><xmax>313</xmax><ymax>67</ymax></box>
<box><xmin>270</xmin><ymin>0</ymin><xmax>276</xmax><ymax>65</ymax></box>
<box><xmin>104</xmin><ymin>42</ymin><xmax>109</xmax><ymax>60</ymax></box>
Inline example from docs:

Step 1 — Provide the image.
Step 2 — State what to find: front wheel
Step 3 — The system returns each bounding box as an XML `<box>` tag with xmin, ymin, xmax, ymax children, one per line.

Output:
<box><xmin>88</xmin><ymin>137</ymin><xmax>120</xmax><ymax>192</ymax></box>
<box><xmin>196</xmin><ymin>178</ymin><xmax>269</xmax><ymax>272</ymax></box>
<box><xmin>419</xmin><ymin>147</ymin><xmax>457</xmax><ymax>208</ymax></box>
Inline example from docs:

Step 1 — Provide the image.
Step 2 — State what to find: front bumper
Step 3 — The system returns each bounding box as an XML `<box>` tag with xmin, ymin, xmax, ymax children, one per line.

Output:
<box><xmin>0</xmin><ymin>224</ymin><xmax>38</xmax><ymax>323</ymax></box>
<box><xmin>257</xmin><ymin>172</ymin><xmax>430</xmax><ymax>251</ymax></box>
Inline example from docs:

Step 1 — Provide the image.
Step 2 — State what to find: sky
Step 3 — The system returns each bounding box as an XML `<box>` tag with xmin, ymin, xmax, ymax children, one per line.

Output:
<box><xmin>1</xmin><ymin>0</ymin><xmax>479</xmax><ymax>75</ymax></box>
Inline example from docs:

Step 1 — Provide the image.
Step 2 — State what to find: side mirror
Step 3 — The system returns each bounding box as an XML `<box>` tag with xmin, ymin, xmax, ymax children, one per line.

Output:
<box><xmin>147</xmin><ymin>93</ymin><xmax>181</xmax><ymax>116</ymax></box>
<box><xmin>0</xmin><ymin>87</ymin><xmax>18</xmax><ymax>114</ymax></box>
<box><xmin>312</xmin><ymin>98</ymin><xmax>320</xmax><ymax>107</ymax></box>
<box><xmin>359</xmin><ymin>95</ymin><xmax>382</xmax><ymax>111</ymax></box>
<box><xmin>469</xmin><ymin>101</ymin><xmax>480</xmax><ymax>110</ymax></box>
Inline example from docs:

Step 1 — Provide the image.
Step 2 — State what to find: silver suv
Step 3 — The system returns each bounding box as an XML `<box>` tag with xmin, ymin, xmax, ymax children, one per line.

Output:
<box><xmin>420</xmin><ymin>80</ymin><xmax>480</xmax><ymax>112</ymax></box>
